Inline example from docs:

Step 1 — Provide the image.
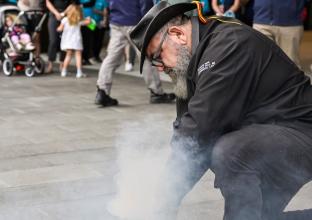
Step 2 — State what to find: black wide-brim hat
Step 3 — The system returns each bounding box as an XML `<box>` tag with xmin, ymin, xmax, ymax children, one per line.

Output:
<box><xmin>129</xmin><ymin>1</ymin><xmax>197</xmax><ymax>73</ymax></box>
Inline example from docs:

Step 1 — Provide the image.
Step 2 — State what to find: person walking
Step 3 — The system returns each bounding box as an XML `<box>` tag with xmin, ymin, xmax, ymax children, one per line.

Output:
<box><xmin>252</xmin><ymin>0</ymin><xmax>305</xmax><ymax>68</ymax></box>
<box><xmin>57</xmin><ymin>4</ymin><xmax>90</xmax><ymax>78</ymax></box>
<box><xmin>95</xmin><ymin>0</ymin><xmax>175</xmax><ymax>107</ymax></box>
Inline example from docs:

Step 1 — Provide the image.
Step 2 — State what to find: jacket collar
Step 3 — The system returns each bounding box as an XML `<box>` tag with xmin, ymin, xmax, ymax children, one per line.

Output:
<box><xmin>191</xmin><ymin>16</ymin><xmax>200</xmax><ymax>55</ymax></box>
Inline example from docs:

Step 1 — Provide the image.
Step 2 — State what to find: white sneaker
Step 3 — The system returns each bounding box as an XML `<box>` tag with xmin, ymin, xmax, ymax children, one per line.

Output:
<box><xmin>125</xmin><ymin>62</ymin><xmax>133</xmax><ymax>72</ymax></box>
<box><xmin>76</xmin><ymin>72</ymin><xmax>87</xmax><ymax>78</ymax></box>
<box><xmin>89</xmin><ymin>57</ymin><xmax>97</xmax><ymax>65</ymax></box>
<box><xmin>61</xmin><ymin>71</ymin><xmax>67</xmax><ymax>77</ymax></box>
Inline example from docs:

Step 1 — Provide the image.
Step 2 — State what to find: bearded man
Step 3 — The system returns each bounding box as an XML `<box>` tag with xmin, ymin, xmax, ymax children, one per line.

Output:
<box><xmin>130</xmin><ymin>1</ymin><xmax>312</xmax><ymax>220</ymax></box>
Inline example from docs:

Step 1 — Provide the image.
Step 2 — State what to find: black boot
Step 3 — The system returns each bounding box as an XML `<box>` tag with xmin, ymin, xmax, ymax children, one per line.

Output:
<box><xmin>150</xmin><ymin>91</ymin><xmax>176</xmax><ymax>104</ymax></box>
<box><xmin>95</xmin><ymin>87</ymin><xmax>118</xmax><ymax>107</ymax></box>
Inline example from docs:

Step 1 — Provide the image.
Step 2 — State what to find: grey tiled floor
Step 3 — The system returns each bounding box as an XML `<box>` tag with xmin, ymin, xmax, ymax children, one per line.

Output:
<box><xmin>0</xmin><ymin>62</ymin><xmax>311</xmax><ymax>220</ymax></box>
<box><xmin>0</xmin><ymin>67</ymin><xmax>178</xmax><ymax>220</ymax></box>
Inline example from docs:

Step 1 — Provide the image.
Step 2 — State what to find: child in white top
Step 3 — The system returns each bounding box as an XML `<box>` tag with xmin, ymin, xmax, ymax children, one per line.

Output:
<box><xmin>57</xmin><ymin>4</ymin><xmax>90</xmax><ymax>78</ymax></box>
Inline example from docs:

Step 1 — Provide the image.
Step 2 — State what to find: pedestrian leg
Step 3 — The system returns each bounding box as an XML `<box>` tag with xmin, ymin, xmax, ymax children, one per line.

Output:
<box><xmin>61</xmin><ymin>49</ymin><xmax>72</xmax><ymax>77</ymax></box>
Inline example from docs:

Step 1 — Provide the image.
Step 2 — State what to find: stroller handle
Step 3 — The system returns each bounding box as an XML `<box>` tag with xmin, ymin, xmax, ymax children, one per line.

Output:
<box><xmin>22</xmin><ymin>10</ymin><xmax>48</xmax><ymax>33</ymax></box>
<box><xmin>21</xmin><ymin>9</ymin><xmax>46</xmax><ymax>14</ymax></box>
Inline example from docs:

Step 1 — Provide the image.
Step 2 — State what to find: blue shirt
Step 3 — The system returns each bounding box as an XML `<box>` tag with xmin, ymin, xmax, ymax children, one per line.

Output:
<box><xmin>6</xmin><ymin>0</ymin><xmax>17</xmax><ymax>4</ymax></box>
<box><xmin>108</xmin><ymin>0</ymin><xmax>154</xmax><ymax>26</ymax></box>
<box><xmin>201</xmin><ymin>0</ymin><xmax>211</xmax><ymax>15</ymax></box>
<box><xmin>253</xmin><ymin>0</ymin><xmax>305</xmax><ymax>26</ymax></box>
<box><xmin>80</xmin><ymin>0</ymin><xmax>96</xmax><ymax>17</ymax></box>
<box><xmin>218</xmin><ymin>0</ymin><xmax>234</xmax><ymax>11</ymax></box>
<box><xmin>92</xmin><ymin>0</ymin><xmax>108</xmax><ymax>23</ymax></box>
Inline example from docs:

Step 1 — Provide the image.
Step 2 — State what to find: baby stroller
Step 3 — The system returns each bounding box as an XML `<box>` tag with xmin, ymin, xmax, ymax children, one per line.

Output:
<box><xmin>0</xmin><ymin>5</ymin><xmax>47</xmax><ymax>77</ymax></box>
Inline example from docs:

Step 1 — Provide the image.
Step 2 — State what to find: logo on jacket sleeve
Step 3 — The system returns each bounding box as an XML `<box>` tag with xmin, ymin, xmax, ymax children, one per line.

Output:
<box><xmin>197</xmin><ymin>61</ymin><xmax>216</xmax><ymax>75</ymax></box>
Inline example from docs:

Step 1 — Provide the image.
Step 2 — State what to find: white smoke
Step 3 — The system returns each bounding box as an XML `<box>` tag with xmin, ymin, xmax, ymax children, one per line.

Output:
<box><xmin>107</xmin><ymin>117</ymin><xmax>173</xmax><ymax>220</ymax></box>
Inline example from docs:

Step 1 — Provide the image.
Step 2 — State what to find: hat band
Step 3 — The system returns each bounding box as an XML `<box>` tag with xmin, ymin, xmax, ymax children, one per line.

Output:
<box><xmin>192</xmin><ymin>1</ymin><xmax>207</xmax><ymax>24</ymax></box>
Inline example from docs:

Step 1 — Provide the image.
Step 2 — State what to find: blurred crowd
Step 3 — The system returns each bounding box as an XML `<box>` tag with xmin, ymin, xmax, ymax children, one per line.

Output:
<box><xmin>0</xmin><ymin>0</ymin><xmax>311</xmax><ymax>104</ymax></box>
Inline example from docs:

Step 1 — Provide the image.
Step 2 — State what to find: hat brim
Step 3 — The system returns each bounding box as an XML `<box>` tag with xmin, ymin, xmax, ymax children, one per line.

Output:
<box><xmin>139</xmin><ymin>3</ymin><xmax>197</xmax><ymax>73</ymax></box>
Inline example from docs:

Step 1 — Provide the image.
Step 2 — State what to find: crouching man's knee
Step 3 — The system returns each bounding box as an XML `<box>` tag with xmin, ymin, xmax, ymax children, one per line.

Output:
<box><xmin>210</xmin><ymin>131</ymin><xmax>260</xmax><ymax>188</ymax></box>
<box><xmin>210</xmin><ymin>133</ymin><xmax>263</xmax><ymax>220</ymax></box>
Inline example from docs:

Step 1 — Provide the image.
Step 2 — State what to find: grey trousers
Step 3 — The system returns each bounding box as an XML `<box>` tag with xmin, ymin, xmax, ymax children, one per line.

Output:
<box><xmin>96</xmin><ymin>24</ymin><xmax>164</xmax><ymax>95</ymax></box>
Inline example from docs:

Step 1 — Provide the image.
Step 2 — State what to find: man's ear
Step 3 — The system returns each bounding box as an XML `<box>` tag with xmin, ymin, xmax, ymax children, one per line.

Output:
<box><xmin>167</xmin><ymin>26</ymin><xmax>187</xmax><ymax>45</ymax></box>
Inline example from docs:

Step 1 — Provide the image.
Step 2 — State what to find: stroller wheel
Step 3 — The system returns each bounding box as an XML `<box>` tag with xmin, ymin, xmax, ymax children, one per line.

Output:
<box><xmin>2</xmin><ymin>59</ymin><xmax>14</xmax><ymax>76</ymax></box>
<box><xmin>34</xmin><ymin>57</ymin><xmax>45</xmax><ymax>74</ymax></box>
<box><xmin>25</xmin><ymin>67</ymin><xmax>36</xmax><ymax>77</ymax></box>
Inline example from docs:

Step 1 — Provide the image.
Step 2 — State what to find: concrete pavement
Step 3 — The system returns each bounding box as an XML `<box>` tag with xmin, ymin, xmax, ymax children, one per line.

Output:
<box><xmin>0</xmin><ymin>67</ymin><xmax>176</xmax><ymax>220</ymax></box>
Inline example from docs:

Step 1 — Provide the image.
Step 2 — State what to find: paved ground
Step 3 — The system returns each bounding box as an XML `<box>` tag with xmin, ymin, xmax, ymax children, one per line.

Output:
<box><xmin>0</xmin><ymin>31</ymin><xmax>312</xmax><ymax>219</ymax></box>
<box><xmin>0</xmin><ymin>66</ymin><xmax>177</xmax><ymax>220</ymax></box>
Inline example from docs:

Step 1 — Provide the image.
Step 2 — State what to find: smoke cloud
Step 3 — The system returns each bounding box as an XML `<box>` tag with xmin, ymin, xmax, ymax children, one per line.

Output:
<box><xmin>107</xmin><ymin>116</ymin><xmax>174</xmax><ymax>220</ymax></box>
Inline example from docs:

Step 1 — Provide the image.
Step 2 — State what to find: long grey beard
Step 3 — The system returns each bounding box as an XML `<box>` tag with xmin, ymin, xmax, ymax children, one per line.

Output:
<box><xmin>165</xmin><ymin>46</ymin><xmax>191</xmax><ymax>100</ymax></box>
<box><xmin>173</xmin><ymin>74</ymin><xmax>188</xmax><ymax>100</ymax></box>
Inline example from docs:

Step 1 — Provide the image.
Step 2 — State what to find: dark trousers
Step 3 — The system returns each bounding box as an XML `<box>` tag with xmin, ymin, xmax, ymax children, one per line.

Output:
<box><xmin>93</xmin><ymin>26</ymin><xmax>105</xmax><ymax>59</ymax></box>
<box><xmin>81</xmin><ymin>26</ymin><xmax>94</xmax><ymax>61</ymax></box>
<box><xmin>47</xmin><ymin>14</ymin><xmax>65</xmax><ymax>62</ymax></box>
<box><xmin>128</xmin><ymin>44</ymin><xmax>136</xmax><ymax>65</ymax></box>
<box><xmin>211</xmin><ymin>123</ymin><xmax>312</xmax><ymax>220</ymax></box>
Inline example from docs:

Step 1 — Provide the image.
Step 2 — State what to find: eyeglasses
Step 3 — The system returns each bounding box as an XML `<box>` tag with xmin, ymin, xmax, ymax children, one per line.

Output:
<box><xmin>150</xmin><ymin>31</ymin><xmax>168</xmax><ymax>68</ymax></box>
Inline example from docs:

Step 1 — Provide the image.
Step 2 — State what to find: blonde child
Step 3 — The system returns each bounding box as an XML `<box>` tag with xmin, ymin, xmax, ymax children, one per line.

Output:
<box><xmin>57</xmin><ymin>4</ymin><xmax>90</xmax><ymax>78</ymax></box>
<box><xmin>5</xmin><ymin>14</ymin><xmax>35</xmax><ymax>51</ymax></box>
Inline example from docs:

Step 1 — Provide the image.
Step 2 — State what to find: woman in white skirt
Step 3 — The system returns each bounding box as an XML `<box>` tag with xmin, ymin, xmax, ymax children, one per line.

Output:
<box><xmin>57</xmin><ymin>4</ymin><xmax>90</xmax><ymax>78</ymax></box>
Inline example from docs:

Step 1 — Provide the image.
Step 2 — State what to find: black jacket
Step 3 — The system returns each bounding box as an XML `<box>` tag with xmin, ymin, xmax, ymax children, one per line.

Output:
<box><xmin>165</xmin><ymin>17</ymin><xmax>312</xmax><ymax>207</ymax></box>
<box><xmin>174</xmin><ymin>18</ymin><xmax>312</xmax><ymax>148</ymax></box>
